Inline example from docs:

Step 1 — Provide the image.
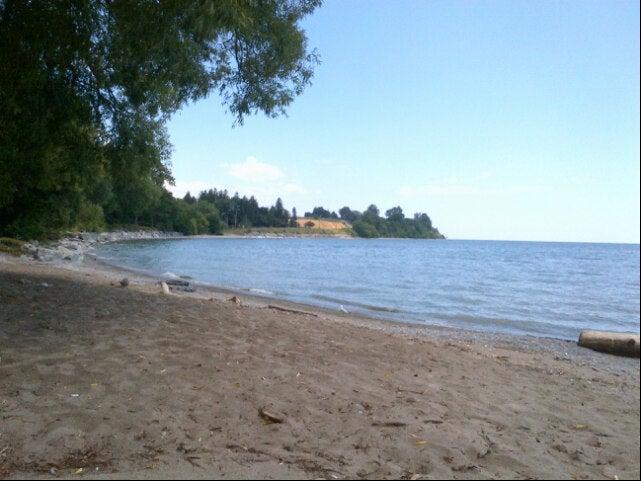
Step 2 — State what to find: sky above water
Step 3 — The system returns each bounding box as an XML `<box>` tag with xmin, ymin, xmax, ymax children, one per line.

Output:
<box><xmin>166</xmin><ymin>0</ymin><xmax>640</xmax><ymax>244</ymax></box>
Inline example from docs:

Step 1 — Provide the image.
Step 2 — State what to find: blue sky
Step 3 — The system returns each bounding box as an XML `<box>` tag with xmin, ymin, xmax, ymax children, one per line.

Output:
<box><xmin>166</xmin><ymin>0</ymin><xmax>640</xmax><ymax>243</ymax></box>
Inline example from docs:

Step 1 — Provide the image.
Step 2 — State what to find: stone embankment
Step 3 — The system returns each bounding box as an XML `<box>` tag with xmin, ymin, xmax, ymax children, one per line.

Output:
<box><xmin>20</xmin><ymin>230</ymin><xmax>181</xmax><ymax>264</ymax></box>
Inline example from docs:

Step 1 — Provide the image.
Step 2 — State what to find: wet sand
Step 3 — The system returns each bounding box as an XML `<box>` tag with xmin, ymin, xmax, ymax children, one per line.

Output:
<box><xmin>0</xmin><ymin>254</ymin><xmax>639</xmax><ymax>479</ymax></box>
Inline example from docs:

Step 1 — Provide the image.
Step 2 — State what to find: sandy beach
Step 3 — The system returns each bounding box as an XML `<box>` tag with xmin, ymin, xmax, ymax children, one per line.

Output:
<box><xmin>0</xmin><ymin>253</ymin><xmax>639</xmax><ymax>480</ymax></box>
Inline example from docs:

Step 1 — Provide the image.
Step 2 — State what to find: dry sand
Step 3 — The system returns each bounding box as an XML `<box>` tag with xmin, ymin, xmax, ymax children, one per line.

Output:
<box><xmin>294</xmin><ymin>218</ymin><xmax>349</xmax><ymax>230</ymax></box>
<box><xmin>0</xmin><ymin>255</ymin><xmax>639</xmax><ymax>479</ymax></box>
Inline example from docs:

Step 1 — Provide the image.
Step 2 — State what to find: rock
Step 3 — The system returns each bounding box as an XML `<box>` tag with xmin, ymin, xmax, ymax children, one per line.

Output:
<box><xmin>553</xmin><ymin>443</ymin><xmax>568</xmax><ymax>454</ymax></box>
<box><xmin>57</xmin><ymin>246</ymin><xmax>74</xmax><ymax>260</ymax></box>
<box><xmin>119</xmin><ymin>277</ymin><xmax>129</xmax><ymax>287</ymax></box>
<box><xmin>228</xmin><ymin>296</ymin><xmax>241</xmax><ymax>305</ymax></box>
<box><xmin>37</xmin><ymin>248</ymin><xmax>56</xmax><ymax>262</ymax></box>
<box><xmin>259</xmin><ymin>407</ymin><xmax>285</xmax><ymax>424</ymax></box>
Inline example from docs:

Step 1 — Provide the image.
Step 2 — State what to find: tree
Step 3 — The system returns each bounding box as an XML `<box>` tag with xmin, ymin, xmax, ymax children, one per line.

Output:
<box><xmin>195</xmin><ymin>201</ymin><xmax>223</xmax><ymax>234</ymax></box>
<box><xmin>352</xmin><ymin>220</ymin><xmax>378</xmax><ymax>238</ymax></box>
<box><xmin>385</xmin><ymin>206</ymin><xmax>405</xmax><ymax>222</ymax></box>
<box><xmin>270</xmin><ymin>197</ymin><xmax>290</xmax><ymax>227</ymax></box>
<box><xmin>290</xmin><ymin>207</ymin><xmax>298</xmax><ymax>227</ymax></box>
<box><xmin>305</xmin><ymin>206</ymin><xmax>332</xmax><ymax>219</ymax></box>
<box><xmin>362</xmin><ymin>204</ymin><xmax>380</xmax><ymax>224</ymax></box>
<box><xmin>0</xmin><ymin>0</ymin><xmax>321</xmax><ymax>237</ymax></box>
<box><xmin>414</xmin><ymin>212</ymin><xmax>432</xmax><ymax>230</ymax></box>
<box><xmin>339</xmin><ymin>206</ymin><xmax>358</xmax><ymax>223</ymax></box>
<box><xmin>183</xmin><ymin>192</ymin><xmax>197</xmax><ymax>205</ymax></box>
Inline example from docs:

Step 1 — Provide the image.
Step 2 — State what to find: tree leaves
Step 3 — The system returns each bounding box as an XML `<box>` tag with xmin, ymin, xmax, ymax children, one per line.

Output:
<box><xmin>0</xmin><ymin>0</ymin><xmax>321</xmax><ymax>237</ymax></box>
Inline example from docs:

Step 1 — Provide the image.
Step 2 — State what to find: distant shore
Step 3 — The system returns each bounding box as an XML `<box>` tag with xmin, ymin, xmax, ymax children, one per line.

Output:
<box><xmin>1</xmin><ymin>245</ymin><xmax>639</xmax><ymax>479</ymax></box>
<box><xmin>222</xmin><ymin>226</ymin><xmax>353</xmax><ymax>238</ymax></box>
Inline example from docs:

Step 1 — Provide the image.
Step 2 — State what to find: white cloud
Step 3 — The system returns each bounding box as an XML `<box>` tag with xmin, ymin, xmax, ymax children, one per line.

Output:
<box><xmin>168</xmin><ymin>156</ymin><xmax>310</xmax><ymax>207</ymax></box>
<box><xmin>226</xmin><ymin>156</ymin><xmax>283</xmax><ymax>183</ymax></box>
<box><xmin>219</xmin><ymin>156</ymin><xmax>310</xmax><ymax>205</ymax></box>
<box><xmin>283</xmin><ymin>183</ymin><xmax>307</xmax><ymax>194</ymax></box>
<box><xmin>165</xmin><ymin>180</ymin><xmax>210</xmax><ymax>198</ymax></box>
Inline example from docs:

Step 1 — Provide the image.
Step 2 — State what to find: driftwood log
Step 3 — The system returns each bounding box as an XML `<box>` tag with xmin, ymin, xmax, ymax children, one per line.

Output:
<box><xmin>267</xmin><ymin>304</ymin><xmax>318</xmax><ymax>317</ymax></box>
<box><xmin>578</xmin><ymin>330</ymin><xmax>640</xmax><ymax>358</ymax></box>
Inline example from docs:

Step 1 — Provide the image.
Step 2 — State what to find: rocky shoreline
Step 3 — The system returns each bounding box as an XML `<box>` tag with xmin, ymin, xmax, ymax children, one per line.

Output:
<box><xmin>19</xmin><ymin>230</ymin><xmax>182</xmax><ymax>264</ymax></box>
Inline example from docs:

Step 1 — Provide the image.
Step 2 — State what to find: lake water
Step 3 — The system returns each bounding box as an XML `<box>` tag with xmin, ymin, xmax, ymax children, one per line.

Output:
<box><xmin>96</xmin><ymin>238</ymin><xmax>640</xmax><ymax>340</ymax></box>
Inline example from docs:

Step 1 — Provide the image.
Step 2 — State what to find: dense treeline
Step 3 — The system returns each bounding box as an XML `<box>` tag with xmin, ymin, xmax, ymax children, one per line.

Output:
<box><xmin>177</xmin><ymin>190</ymin><xmax>443</xmax><ymax>239</ymax></box>
<box><xmin>304</xmin><ymin>206</ymin><xmax>339</xmax><ymax>219</ymax></box>
<box><xmin>0</xmin><ymin>1</ymin><xmax>320</xmax><ymax>238</ymax></box>
<box><xmin>349</xmin><ymin>206</ymin><xmax>442</xmax><ymax>239</ymax></box>
<box><xmin>196</xmin><ymin>190</ymin><xmax>292</xmax><ymax>229</ymax></box>
<box><xmin>310</xmin><ymin>204</ymin><xmax>443</xmax><ymax>239</ymax></box>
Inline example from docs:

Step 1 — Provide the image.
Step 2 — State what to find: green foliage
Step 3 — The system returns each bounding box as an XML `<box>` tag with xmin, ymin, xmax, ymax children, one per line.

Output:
<box><xmin>339</xmin><ymin>206</ymin><xmax>360</xmax><ymax>223</ymax></box>
<box><xmin>198</xmin><ymin>189</ymin><xmax>293</xmax><ymax>229</ymax></box>
<box><xmin>195</xmin><ymin>201</ymin><xmax>223</xmax><ymax>235</ymax></box>
<box><xmin>0</xmin><ymin>0</ymin><xmax>320</xmax><ymax>238</ymax></box>
<box><xmin>289</xmin><ymin>207</ymin><xmax>298</xmax><ymax>227</ymax></box>
<box><xmin>304</xmin><ymin>206</ymin><xmax>338</xmax><ymax>219</ymax></box>
<box><xmin>75</xmin><ymin>200</ymin><xmax>106</xmax><ymax>232</ymax></box>
<box><xmin>350</xmin><ymin>205</ymin><xmax>443</xmax><ymax>239</ymax></box>
<box><xmin>0</xmin><ymin>237</ymin><xmax>24</xmax><ymax>256</ymax></box>
<box><xmin>176</xmin><ymin>201</ymin><xmax>208</xmax><ymax>236</ymax></box>
<box><xmin>352</xmin><ymin>220</ymin><xmax>379</xmax><ymax>238</ymax></box>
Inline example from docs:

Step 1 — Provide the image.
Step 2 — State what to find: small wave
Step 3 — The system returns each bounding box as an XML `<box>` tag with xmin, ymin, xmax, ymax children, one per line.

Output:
<box><xmin>310</xmin><ymin>294</ymin><xmax>403</xmax><ymax>314</ymax></box>
<box><xmin>247</xmin><ymin>288</ymin><xmax>275</xmax><ymax>296</ymax></box>
<box><xmin>162</xmin><ymin>271</ymin><xmax>180</xmax><ymax>279</ymax></box>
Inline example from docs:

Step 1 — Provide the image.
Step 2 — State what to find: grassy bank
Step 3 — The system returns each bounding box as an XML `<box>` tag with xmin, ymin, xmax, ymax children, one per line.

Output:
<box><xmin>0</xmin><ymin>237</ymin><xmax>25</xmax><ymax>256</ymax></box>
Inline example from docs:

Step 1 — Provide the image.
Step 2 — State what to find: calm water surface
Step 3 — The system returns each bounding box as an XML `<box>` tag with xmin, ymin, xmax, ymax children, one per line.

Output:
<box><xmin>97</xmin><ymin>238</ymin><xmax>640</xmax><ymax>340</ymax></box>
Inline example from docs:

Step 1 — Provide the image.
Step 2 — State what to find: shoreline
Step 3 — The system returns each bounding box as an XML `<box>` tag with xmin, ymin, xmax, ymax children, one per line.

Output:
<box><xmin>15</xmin><ymin>231</ymin><xmax>641</xmax><ymax>358</ymax></box>
<box><xmin>1</xmin><ymin>250</ymin><xmax>639</xmax><ymax>479</ymax></box>
<box><xmin>89</xmin><ymin>235</ymin><xmax>635</xmax><ymax>347</ymax></box>
<box><xmin>7</xmin><ymin>233</ymin><xmax>641</xmax><ymax>372</ymax></box>
<box><xmin>75</xmin><ymin>254</ymin><xmax>641</xmax><ymax>374</ymax></box>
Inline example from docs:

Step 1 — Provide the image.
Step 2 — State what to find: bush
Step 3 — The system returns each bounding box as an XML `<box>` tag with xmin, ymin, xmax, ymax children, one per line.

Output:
<box><xmin>75</xmin><ymin>200</ymin><xmax>106</xmax><ymax>231</ymax></box>
<box><xmin>195</xmin><ymin>201</ymin><xmax>223</xmax><ymax>234</ymax></box>
<box><xmin>352</xmin><ymin>220</ymin><xmax>379</xmax><ymax>238</ymax></box>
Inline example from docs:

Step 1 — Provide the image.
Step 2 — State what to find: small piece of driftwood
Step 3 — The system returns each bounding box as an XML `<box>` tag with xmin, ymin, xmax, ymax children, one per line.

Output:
<box><xmin>371</xmin><ymin>421</ymin><xmax>407</xmax><ymax>427</ymax></box>
<box><xmin>259</xmin><ymin>407</ymin><xmax>285</xmax><ymax>424</ymax></box>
